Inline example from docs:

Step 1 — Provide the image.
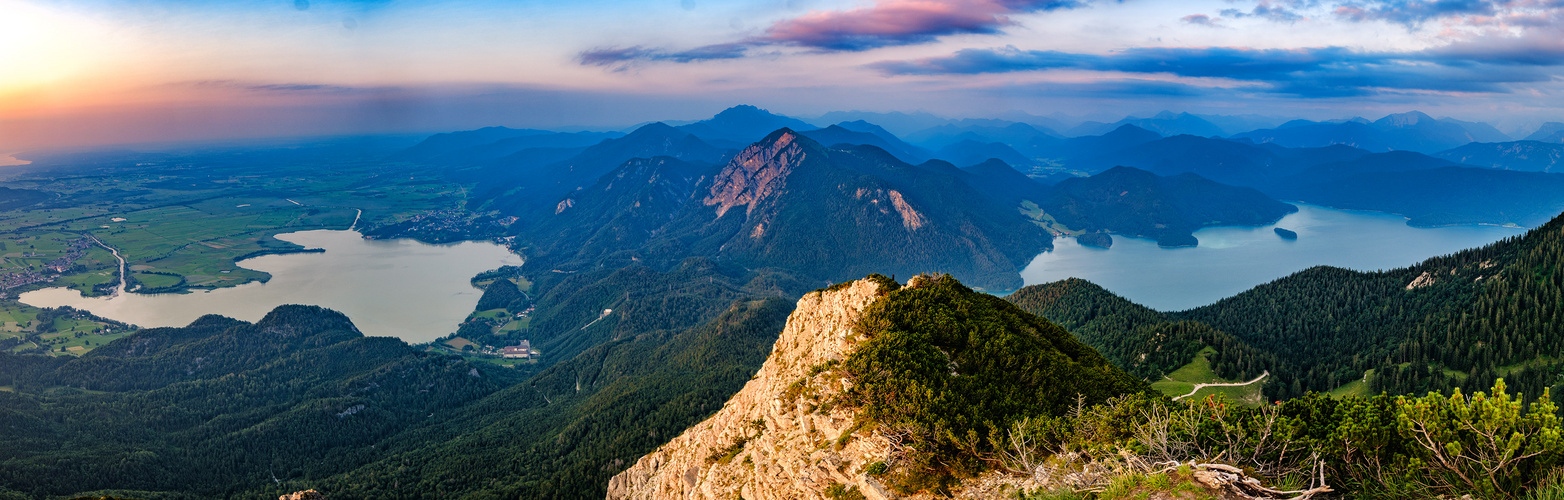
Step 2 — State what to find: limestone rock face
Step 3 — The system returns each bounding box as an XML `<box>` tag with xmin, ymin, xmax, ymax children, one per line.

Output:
<box><xmin>606</xmin><ymin>278</ymin><xmax>897</xmax><ymax>500</ymax></box>
<box><xmin>279</xmin><ymin>489</ymin><xmax>326</xmax><ymax>500</ymax></box>
<box><xmin>704</xmin><ymin>130</ymin><xmax>802</xmax><ymax>218</ymax></box>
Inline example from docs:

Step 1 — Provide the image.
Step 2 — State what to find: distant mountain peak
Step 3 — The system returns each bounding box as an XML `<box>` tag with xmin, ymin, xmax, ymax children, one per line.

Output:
<box><xmin>713</xmin><ymin>104</ymin><xmax>771</xmax><ymax>119</ymax></box>
<box><xmin>624</xmin><ymin>121</ymin><xmax>679</xmax><ymax>136</ymax></box>
<box><xmin>678</xmin><ymin>106</ymin><xmax>815</xmax><ymax>146</ymax></box>
<box><xmin>1525</xmin><ymin>122</ymin><xmax>1564</xmax><ymax>142</ymax></box>
<box><xmin>1105</xmin><ymin>123</ymin><xmax>1159</xmax><ymax>138</ymax></box>
<box><xmin>1375</xmin><ymin>111</ymin><xmax>1435</xmax><ymax>128</ymax></box>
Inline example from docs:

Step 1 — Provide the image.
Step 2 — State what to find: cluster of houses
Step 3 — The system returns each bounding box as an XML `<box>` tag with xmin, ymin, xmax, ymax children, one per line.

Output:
<box><xmin>469</xmin><ymin>339</ymin><xmax>537</xmax><ymax>360</ymax></box>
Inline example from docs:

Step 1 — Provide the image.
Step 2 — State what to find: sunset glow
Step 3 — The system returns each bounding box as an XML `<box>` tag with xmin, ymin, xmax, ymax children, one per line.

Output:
<box><xmin>2</xmin><ymin>0</ymin><xmax>1562</xmax><ymax>150</ymax></box>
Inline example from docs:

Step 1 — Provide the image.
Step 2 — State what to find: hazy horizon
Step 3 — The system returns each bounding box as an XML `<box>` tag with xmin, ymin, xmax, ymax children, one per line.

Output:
<box><xmin>4</xmin><ymin>0</ymin><xmax>1563</xmax><ymax>151</ymax></box>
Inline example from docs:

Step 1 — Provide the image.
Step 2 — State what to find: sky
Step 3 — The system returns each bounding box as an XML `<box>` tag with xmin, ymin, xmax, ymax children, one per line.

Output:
<box><xmin>2</xmin><ymin>0</ymin><xmax>1563</xmax><ymax>151</ymax></box>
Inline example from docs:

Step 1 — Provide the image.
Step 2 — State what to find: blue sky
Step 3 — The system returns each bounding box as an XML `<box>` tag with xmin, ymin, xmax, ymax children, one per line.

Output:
<box><xmin>2</xmin><ymin>0</ymin><xmax>1562</xmax><ymax>149</ymax></box>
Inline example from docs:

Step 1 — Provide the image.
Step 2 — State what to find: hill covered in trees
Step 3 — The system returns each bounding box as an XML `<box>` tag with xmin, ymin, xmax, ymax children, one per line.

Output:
<box><xmin>1010</xmin><ymin>209</ymin><xmax>1564</xmax><ymax>403</ymax></box>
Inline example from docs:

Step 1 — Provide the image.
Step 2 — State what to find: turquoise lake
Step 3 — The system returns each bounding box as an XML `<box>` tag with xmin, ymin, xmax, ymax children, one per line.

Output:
<box><xmin>1020</xmin><ymin>204</ymin><xmax>1530</xmax><ymax>311</ymax></box>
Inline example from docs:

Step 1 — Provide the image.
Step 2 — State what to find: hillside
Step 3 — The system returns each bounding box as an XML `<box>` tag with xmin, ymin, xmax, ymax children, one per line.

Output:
<box><xmin>0</xmin><ymin>305</ymin><xmax>523</xmax><ymax>499</ymax></box>
<box><xmin>1011</xmin><ymin>209</ymin><xmax>1564</xmax><ymax>403</ymax></box>
<box><xmin>470</xmin><ymin>122</ymin><xmax>727</xmax><ymax>219</ymax></box>
<box><xmin>1437</xmin><ymin>140</ymin><xmax>1564</xmax><ymax>173</ymax></box>
<box><xmin>800</xmin><ymin>124</ymin><xmax>927</xmax><ymax>164</ymax></box>
<box><xmin>608</xmin><ymin>274</ymin><xmax>1145</xmax><ymax>499</ymax></box>
<box><xmin>530</xmin><ymin>129</ymin><xmax>1054</xmax><ymax>290</ymax></box>
<box><xmin>1279</xmin><ymin>166</ymin><xmax>1564</xmax><ymax>227</ymax></box>
<box><xmin>1041</xmin><ymin>166</ymin><xmax>1297</xmax><ymax>247</ymax></box>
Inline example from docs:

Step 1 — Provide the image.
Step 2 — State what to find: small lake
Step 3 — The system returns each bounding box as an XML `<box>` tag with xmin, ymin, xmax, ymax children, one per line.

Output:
<box><xmin>1020</xmin><ymin>204</ymin><xmax>1530</xmax><ymax>312</ymax></box>
<box><xmin>20</xmin><ymin>230</ymin><xmax>523</xmax><ymax>343</ymax></box>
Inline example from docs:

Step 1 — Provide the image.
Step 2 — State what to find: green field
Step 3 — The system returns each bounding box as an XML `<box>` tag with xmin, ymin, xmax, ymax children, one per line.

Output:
<box><xmin>0</xmin><ymin>152</ymin><xmax>473</xmax><ymax>296</ymax></box>
<box><xmin>1018</xmin><ymin>200</ymin><xmax>1079</xmax><ymax>235</ymax></box>
<box><xmin>1150</xmin><ymin>347</ymin><xmax>1267</xmax><ymax>406</ymax></box>
<box><xmin>469</xmin><ymin>308</ymin><xmax>512</xmax><ymax>322</ymax></box>
<box><xmin>1326</xmin><ymin>369</ymin><xmax>1376</xmax><ymax>398</ymax></box>
<box><xmin>0</xmin><ymin>300</ymin><xmax>135</xmax><ymax>356</ymax></box>
<box><xmin>497</xmin><ymin>317</ymin><xmax>530</xmax><ymax>333</ymax></box>
<box><xmin>55</xmin><ymin>202</ymin><xmax>357</xmax><ymax>289</ymax></box>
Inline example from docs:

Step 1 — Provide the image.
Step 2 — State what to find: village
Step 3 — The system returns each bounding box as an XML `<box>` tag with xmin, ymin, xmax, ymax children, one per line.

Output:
<box><xmin>434</xmin><ymin>303</ymin><xmax>540</xmax><ymax>365</ymax></box>
<box><xmin>0</xmin><ymin>236</ymin><xmax>95</xmax><ymax>294</ymax></box>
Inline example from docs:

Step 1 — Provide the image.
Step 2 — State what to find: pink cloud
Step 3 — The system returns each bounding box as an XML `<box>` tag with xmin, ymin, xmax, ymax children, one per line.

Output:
<box><xmin>758</xmin><ymin>0</ymin><xmax>1051</xmax><ymax>50</ymax></box>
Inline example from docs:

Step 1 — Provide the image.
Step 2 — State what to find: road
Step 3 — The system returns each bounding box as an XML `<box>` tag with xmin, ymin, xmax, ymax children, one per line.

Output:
<box><xmin>1172</xmin><ymin>371</ymin><xmax>1269</xmax><ymax>401</ymax></box>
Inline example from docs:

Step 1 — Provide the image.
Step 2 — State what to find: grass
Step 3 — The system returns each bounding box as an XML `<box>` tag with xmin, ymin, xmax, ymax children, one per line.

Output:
<box><xmin>469</xmin><ymin>308</ymin><xmax>512</xmax><ymax>322</ymax></box>
<box><xmin>1018</xmin><ymin>200</ymin><xmax>1080</xmax><ymax>235</ymax></box>
<box><xmin>497</xmin><ymin>317</ymin><xmax>530</xmax><ymax>333</ymax></box>
<box><xmin>0</xmin><ymin>300</ymin><xmax>135</xmax><ymax>356</ymax></box>
<box><xmin>131</xmin><ymin>272</ymin><xmax>183</xmax><ymax>290</ymax></box>
<box><xmin>1085</xmin><ymin>470</ymin><xmax>1219</xmax><ymax>500</ymax></box>
<box><xmin>1152</xmin><ymin>347</ymin><xmax>1267</xmax><ymax>407</ymax></box>
<box><xmin>444</xmin><ymin>337</ymin><xmax>476</xmax><ymax>350</ymax></box>
<box><xmin>55</xmin><ymin>203</ymin><xmax>358</xmax><ymax>290</ymax></box>
<box><xmin>471</xmin><ymin>356</ymin><xmax>535</xmax><ymax>367</ymax></box>
<box><xmin>1327</xmin><ymin>369</ymin><xmax>1376</xmax><ymax>398</ymax></box>
<box><xmin>0</xmin><ymin>153</ymin><xmax>469</xmax><ymax>296</ymax></box>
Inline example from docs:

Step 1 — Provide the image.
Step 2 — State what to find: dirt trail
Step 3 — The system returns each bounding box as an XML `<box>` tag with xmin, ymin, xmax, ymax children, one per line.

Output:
<box><xmin>1172</xmin><ymin>371</ymin><xmax>1269</xmax><ymax>401</ymax></box>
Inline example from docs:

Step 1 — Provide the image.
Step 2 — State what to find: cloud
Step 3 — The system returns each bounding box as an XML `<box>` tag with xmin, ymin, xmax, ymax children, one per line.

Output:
<box><xmin>1423</xmin><ymin>29</ymin><xmax>1564</xmax><ymax>65</ymax></box>
<box><xmin>186</xmin><ymin>80</ymin><xmax>368</xmax><ymax>94</ymax></box>
<box><xmin>868</xmin><ymin>44</ymin><xmax>1561</xmax><ymax>96</ymax></box>
<box><xmin>1330</xmin><ymin>0</ymin><xmax>1564</xmax><ymax>28</ymax></box>
<box><xmin>577</xmin><ymin>0</ymin><xmax>1083</xmax><ymax>66</ymax></box>
<box><xmin>1220</xmin><ymin>0</ymin><xmax>1311</xmax><ymax>22</ymax></box>
<box><xmin>757</xmin><ymin>0</ymin><xmax>1081</xmax><ymax>51</ymax></box>
<box><xmin>1181</xmin><ymin>14</ymin><xmax>1225</xmax><ymax>26</ymax></box>
<box><xmin>1332</xmin><ymin>0</ymin><xmax>1500</xmax><ymax>24</ymax></box>
<box><xmin>578</xmin><ymin>44</ymin><xmax>749</xmax><ymax>69</ymax></box>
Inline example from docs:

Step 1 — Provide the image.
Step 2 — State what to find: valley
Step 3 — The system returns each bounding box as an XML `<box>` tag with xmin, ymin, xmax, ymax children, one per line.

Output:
<box><xmin>0</xmin><ymin>105</ymin><xmax>1562</xmax><ymax>500</ymax></box>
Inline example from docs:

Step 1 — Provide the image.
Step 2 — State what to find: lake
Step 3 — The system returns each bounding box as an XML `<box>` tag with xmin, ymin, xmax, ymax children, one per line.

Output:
<box><xmin>20</xmin><ymin>230</ymin><xmax>523</xmax><ymax>343</ymax></box>
<box><xmin>1020</xmin><ymin>204</ymin><xmax>1529</xmax><ymax>311</ymax></box>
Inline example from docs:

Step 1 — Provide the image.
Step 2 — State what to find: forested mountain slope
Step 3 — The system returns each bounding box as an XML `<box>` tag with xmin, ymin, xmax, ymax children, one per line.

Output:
<box><xmin>1041</xmin><ymin>166</ymin><xmax>1296</xmax><ymax>247</ymax></box>
<box><xmin>0</xmin><ymin>306</ymin><xmax>522</xmax><ymax>499</ymax></box>
<box><xmin>524</xmin><ymin>129</ymin><xmax>1054</xmax><ymax>290</ymax></box>
<box><xmin>1012</xmin><ymin>210</ymin><xmax>1564</xmax><ymax>402</ymax></box>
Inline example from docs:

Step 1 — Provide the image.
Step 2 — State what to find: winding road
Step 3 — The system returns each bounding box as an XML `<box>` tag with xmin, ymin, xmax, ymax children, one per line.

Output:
<box><xmin>1172</xmin><ymin>371</ymin><xmax>1269</xmax><ymax>401</ymax></box>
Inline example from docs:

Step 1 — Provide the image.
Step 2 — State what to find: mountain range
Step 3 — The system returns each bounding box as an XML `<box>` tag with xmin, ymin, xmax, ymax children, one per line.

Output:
<box><xmin>5</xmin><ymin>104</ymin><xmax>1564</xmax><ymax>500</ymax></box>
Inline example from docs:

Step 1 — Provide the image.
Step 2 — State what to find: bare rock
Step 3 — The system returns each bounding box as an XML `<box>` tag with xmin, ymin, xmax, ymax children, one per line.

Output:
<box><xmin>279</xmin><ymin>489</ymin><xmax>325</xmax><ymax>500</ymax></box>
<box><xmin>606</xmin><ymin>278</ymin><xmax>893</xmax><ymax>500</ymax></box>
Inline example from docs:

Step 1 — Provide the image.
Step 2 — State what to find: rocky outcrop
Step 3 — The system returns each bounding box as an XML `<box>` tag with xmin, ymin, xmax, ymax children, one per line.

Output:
<box><xmin>279</xmin><ymin>489</ymin><xmax>325</xmax><ymax>500</ymax></box>
<box><xmin>606</xmin><ymin>278</ymin><xmax>897</xmax><ymax>500</ymax></box>
<box><xmin>704</xmin><ymin>129</ymin><xmax>803</xmax><ymax>218</ymax></box>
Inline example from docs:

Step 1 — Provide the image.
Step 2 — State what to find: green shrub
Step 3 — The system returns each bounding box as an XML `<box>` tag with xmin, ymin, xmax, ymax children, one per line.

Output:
<box><xmin>839</xmin><ymin>274</ymin><xmax>1147</xmax><ymax>488</ymax></box>
<box><xmin>824</xmin><ymin>483</ymin><xmax>867</xmax><ymax>500</ymax></box>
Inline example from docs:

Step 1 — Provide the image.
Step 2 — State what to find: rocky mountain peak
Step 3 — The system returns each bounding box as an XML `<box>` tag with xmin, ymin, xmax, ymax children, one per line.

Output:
<box><xmin>703</xmin><ymin>129</ymin><xmax>810</xmax><ymax>218</ymax></box>
<box><xmin>606</xmin><ymin>277</ymin><xmax>896</xmax><ymax>500</ymax></box>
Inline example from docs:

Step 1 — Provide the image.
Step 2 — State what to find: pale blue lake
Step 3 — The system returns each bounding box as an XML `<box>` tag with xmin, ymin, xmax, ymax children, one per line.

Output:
<box><xmin>1020</xmin><ymin>204</ymin><xmax>1530</xmax><ymax>311</ymax></box>
<box><xmin>20</xmin><ymin>230</ymin><xmax>523</xmax><ymax>343</ymax></box>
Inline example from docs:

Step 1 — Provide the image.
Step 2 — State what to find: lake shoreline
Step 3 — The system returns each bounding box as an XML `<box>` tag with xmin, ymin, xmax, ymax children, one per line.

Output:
<box><xmin>1020</xmin><ymin>204</ymin><xmax>1526</xmax><ymax>312</ymax></box>
<box><xmin>19</xmin><ymin>229</ymin><xmax>524</xmax><ymax>343</ymax></box>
